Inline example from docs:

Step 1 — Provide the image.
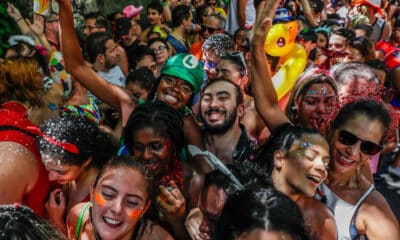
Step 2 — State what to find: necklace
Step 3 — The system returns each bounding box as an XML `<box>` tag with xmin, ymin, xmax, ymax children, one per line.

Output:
<box><xmin>171</xmin><ymin>32</ymin><xmax>189</xmax><ymax>48</ymax></box>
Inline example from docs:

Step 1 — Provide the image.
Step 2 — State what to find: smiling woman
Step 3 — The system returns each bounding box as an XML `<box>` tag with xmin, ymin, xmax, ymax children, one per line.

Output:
<box><xmin>254</xmin><ymin>124</ymin><xmax>336</xmax><ymax>239</ymax></box>
<box><xmin>66</xmin><ymin>156</ymin><xmax>174</xmax><ymax>240</ymax></box>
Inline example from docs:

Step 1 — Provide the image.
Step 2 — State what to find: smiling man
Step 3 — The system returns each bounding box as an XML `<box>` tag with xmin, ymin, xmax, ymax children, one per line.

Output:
<box><xmin>200</xmin><ymin>78</ymin><xmax>255</xmax><ymax>165</ymax></box>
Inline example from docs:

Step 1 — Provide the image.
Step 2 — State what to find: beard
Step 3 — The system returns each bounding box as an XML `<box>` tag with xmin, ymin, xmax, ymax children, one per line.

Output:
<box><xmin>203</xmin><ymin>108</ymin><xmax>238</xmax><ymax>134</ymax></box>
<box><xmin>104</xmin><ymin>58</ymin><xmax>116</xmax><ymax>70</ymax></box>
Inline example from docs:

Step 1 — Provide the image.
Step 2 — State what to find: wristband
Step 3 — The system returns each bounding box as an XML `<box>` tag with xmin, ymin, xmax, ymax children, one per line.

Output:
<box><xmin>161</xmin><ymin>2</ymin><xmax>168</xmax><ymax>6</ymax></box>
<box><xmin>15</xmin><ymin>17</ymin><xmax>23</xmax><ymax>22</ymax></box>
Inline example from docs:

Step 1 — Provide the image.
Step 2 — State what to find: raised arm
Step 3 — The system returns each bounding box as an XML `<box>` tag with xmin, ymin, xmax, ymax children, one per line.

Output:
<box><xmin>56</xmin><ymin>0</ymin><xmax>135</xmax><ymax>126</ymax></box>
<box><xmin>250</xmin><ymin>0</ymin><xmax>291</xmax><ymax>132</ymax></box>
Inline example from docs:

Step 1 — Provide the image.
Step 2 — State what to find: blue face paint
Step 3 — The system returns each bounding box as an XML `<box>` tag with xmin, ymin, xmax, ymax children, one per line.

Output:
<box><xmin>48</xmin><ymin>103</ymin><xmax>58</xmax><ymax>111</ymax></box>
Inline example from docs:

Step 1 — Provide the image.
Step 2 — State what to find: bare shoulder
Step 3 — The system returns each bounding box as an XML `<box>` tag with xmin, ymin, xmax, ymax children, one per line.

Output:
<box><xmin>356</xmin><ymin>190</ymin><xmax>400</xmax><ymax>239</ymax></box>
<box><xmin>141</xmin><ymin>220</ymin><xmax>175</xmax><ymax>240</ymax></box>
<box><xmin>0</xmin><ymin>141</ymin><xmax>38</xmax><ymax>193</ymax></box>
<box><xmin>66</xmin><ymin>202</ymin><xmax>90</xmax><ymax>239</ymax></box>
<box><xmin>298</xmin><ymin>197</ymin><xmax>337</xmax><ymax>240</ymax></box>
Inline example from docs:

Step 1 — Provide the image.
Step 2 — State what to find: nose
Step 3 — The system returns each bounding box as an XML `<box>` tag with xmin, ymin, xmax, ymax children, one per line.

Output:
<box><xmin>315</xmin><ymin>101</ymin><xmax>325</xmax><ymax>113</ymax></box>
<box><xmin>346</xmin><ymin>141</ymin><xmax>362</xmax><ymax>157</ymax></box>
<box><xmin>110</xmin><ymin>198</ymin><xmax>123</xmax><ymax>214</ymax></box>
<box><xmin>48</xmin><ymin>171</ymin><xmax>59</xmax><ymax>182</ymax></box>
<box><xmin>143</xmin><ymin>148</ymin><xmax>153</xmax><ymax>160</ymax></box>
<box><xmin>314</xmin><ymin>158</ymin><xmax>328</xmax><ymax>179</ymax></box>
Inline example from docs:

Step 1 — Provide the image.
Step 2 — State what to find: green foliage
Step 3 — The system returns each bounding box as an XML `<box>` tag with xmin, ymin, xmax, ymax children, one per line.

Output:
<box><xmin>0</xmin><ymin>0</ymin><xmax>21</xmax><ymax>57</ymax></box>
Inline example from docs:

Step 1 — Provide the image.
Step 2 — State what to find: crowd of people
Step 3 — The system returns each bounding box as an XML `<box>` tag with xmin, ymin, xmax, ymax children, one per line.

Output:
<box><xmin>1</xmin><ymin>0</ymin><xmax>400</xmax><ymax>239</ymax></box>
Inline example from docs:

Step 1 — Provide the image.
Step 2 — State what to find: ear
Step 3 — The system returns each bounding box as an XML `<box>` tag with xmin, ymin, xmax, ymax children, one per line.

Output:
<box><xmin>240</xmin><ymin>76</ymin><xmax>249</xmax><ymax>89</ymax></box>
<box><xmin>97</xmin><ymin>54</ymin><xmax>105</xmax><ymax>64</ymax></box>
<box><xmin>273</xmin><ymin>150</ymin><xmax>285</xmax><ymax>170</ymax></box>
<box><xmin>82</xmin><ymin>156</ymin><xmax>93</xmax><ymax>169</ymax></box>
<box><xmin>237</xmin><ymin>103</ymin><xmax>245</xmax><ymax>118</ymax></box>
<box><xmin>142</xmin><ymin>200</ymin><xmax>151</xmax><ymax>216</ymax></box>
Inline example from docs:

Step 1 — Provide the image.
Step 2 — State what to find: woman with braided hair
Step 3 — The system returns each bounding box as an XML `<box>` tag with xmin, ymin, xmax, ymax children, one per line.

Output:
<box><xmin>124</xmin><ymin>100</ymin><xmax>192</xmax><ymax>239</ymax></box>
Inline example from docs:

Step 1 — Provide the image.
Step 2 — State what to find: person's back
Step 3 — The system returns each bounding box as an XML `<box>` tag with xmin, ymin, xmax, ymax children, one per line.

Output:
<box><xmin>0</xmin><ymin>57</ymin><xmax>50</xmax><ymax>217</ymax></box>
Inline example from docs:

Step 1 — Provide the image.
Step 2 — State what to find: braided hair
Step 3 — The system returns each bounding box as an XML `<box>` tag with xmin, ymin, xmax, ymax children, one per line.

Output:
<box><xmin>124</xmin><ymin>100</ymin><xmax>185</xmax><ymax>157</ymax></box>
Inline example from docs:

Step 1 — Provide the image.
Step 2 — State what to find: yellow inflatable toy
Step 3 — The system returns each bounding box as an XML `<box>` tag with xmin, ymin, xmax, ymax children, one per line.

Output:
<box><xmin>264</xmin><ymin>21</ymin><xmax>307</xmax><ymax>101</ymax></box>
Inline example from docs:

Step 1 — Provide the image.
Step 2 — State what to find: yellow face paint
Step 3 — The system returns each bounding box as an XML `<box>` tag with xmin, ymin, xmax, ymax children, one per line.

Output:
<box><xmin>93</xmin><ymin>191</ymin><xmax>107</xmax><ymax>206</ymax></box>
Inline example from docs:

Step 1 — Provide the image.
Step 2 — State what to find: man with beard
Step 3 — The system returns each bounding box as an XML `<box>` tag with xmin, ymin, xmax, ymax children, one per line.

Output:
<box><xmin>85</xmin><ymin>32</ymin><xmax>126</xmax><ymax>103</ymax></box>
<box><xmin>200</xmin><ymin>78</ymin><xmax>255</xmax><ymax>165</ymax></box>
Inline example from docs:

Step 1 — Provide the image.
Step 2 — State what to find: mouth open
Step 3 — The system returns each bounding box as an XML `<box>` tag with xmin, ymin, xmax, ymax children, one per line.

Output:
<box><xmin>277</xmin><ymin>37</ymin><xmax>286</xmax><ymax>47</ymax></box>
<box><xmin>145</xmin><ymin>161</ymin><xmax>160</xmax><ymax>171</ymax></box>
<box><xmin>306</xmin><ymin>174</ymin><xmax>321</xmax><ymax>186</ymax></box>
<box><xmin>103</xmin><ymin>217</ymin><xmax>123</xmax><ymax>228</ymax></box>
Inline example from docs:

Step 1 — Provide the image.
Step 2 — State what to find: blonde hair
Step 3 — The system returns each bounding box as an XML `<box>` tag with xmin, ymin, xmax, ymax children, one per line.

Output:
<box><xmin>0</xmin><ymin>57</ymin><xmax>43</xmax><ymax>107</ymax></box>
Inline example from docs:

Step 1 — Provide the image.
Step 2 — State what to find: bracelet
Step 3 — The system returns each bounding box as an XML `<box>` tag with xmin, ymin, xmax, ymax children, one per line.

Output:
<box><xmin>161</xmin><ymin>2</ymin><xmax>168</xmax><ymax>6</ymax></box>
<box><xmin>15</xmin><ymin>17</ymin><xmax>23</xmax><ymax>22</ymax></box>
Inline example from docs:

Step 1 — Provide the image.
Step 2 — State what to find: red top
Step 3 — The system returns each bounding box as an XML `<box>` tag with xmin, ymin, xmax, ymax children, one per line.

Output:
<box><xmin>0</xmin><ymin>102</ymin><xmax>49</xmax><ymax>217</ymax></box>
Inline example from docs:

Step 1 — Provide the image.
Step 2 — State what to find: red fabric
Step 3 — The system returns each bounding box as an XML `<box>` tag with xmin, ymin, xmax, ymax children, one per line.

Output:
<box><xmin>0</xmin><ymin>102</ymin><xmax>49</xmax><ymax>217</ymax></box>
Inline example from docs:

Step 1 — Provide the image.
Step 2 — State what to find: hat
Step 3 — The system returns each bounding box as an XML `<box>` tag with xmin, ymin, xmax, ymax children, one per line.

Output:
<box><xmin>273</xmin><ymin>8</ymin><xmax>293</xmax><ymax>24</ymax></box>
<box><xmin>161</xmin><ymin>53</ymin><xmax>204</xmax><ymax>93</ymax></box>
<box><xmin>353</xmin><ymin>0</ymin><xmax>381</xmax><ymax>8</ymax></box>
<box><xmin>297</xmin><ymin>28</ymin><xmax>317</xmax><ymax>42</ymax></box>
<box><xmin>115</xmin><ymin>18</ymin><xmax>132</xmax><ymax>37</ymax></box>
<box><xmin>8</xmin><ymin>35</ymin><xmax>35</xmax><ymax>47</ymax></box>
<box><xmin>123</xmin><ymin>5</ymin><xmax>143</xmax><ymax>18</ymax></box>
<box><xmin>353</xmin><ymin>0</ymin><xmax>384</xmax><ymax>16</ymax></box>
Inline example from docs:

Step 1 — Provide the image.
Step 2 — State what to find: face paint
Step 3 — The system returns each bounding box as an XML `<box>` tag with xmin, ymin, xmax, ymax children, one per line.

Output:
<box><xmin>299</xmin><ymin>142</ymin><xmax>314</xmax><ymax>149</ymax></box>
<box><xmin>93</xmin><ymin>191</ymin><xmax>106</xmax><ymax>206</ymax></box>
<box><xmin>129</xmin><ymin>208</ymin><xmax>142</xmax><ymax>220</ymax></box>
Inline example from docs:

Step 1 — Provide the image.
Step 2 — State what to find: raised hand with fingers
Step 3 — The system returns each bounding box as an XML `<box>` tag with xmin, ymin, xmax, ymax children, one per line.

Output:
<box><xmin>27</xmin><ymin>14</ymin><xmax>45</xmax><ymax>36</ymax></box>
<box><xmin>157</xmin><ymin>180</ymin><xmax>187</xmax><ymax>223</ymax></box>
<box><xmin>7</xmin><ymin>3</ymin><xmax>23</xmax><ymax>22</ymax></box>
<box><xmin>45</xmin><ymin>188</ymin><xmax>66</xmax><ymax>231</ymax></box>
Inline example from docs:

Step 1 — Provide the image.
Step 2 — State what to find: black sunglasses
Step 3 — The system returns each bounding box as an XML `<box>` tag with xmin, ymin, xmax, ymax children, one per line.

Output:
<box><xmin>201</xmin><ymin>25</ymin><xmax>220</xmax><ymax>33</ymax></box>
<box><xmin>338</xmin><ymin>130</ymin><xmax>383</xmax><ymax>155</ymax></box>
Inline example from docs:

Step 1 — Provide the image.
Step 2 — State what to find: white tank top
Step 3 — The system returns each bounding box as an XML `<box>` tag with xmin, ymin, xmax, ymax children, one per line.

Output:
<box><xmin>319</xmin><ymin>183</ymin><xmax>375</xmax><ymax>240</ymax></box>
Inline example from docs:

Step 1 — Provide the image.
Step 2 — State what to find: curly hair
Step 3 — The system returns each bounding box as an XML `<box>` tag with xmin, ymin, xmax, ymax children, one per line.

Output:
<box><xmin>38</xmin><ymin>115</ymin><xmax>115</xmax><ymax>169</ymax></box>
<box><xmin>0</xmin><ymin>56</ymin><xmax>43</xmax><ymax>107</ymax></box>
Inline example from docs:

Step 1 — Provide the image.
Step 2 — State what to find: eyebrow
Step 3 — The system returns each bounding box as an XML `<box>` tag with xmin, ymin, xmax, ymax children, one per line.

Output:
<box><xmin>203</xmin><ymin>90</ymin><xmax>231</xmax><ymax>97</ymax></box>
<box><xmin>101</xmin><ymin>184</ymin><xmax>144</xmax><ymax>200</ymax></box>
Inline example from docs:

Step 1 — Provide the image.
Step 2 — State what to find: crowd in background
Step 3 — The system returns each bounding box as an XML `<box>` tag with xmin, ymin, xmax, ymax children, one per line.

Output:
<box><xmin>0</xmin><ymin>0</ymin><xmax>400</xmax><ymax>239</ymax></box>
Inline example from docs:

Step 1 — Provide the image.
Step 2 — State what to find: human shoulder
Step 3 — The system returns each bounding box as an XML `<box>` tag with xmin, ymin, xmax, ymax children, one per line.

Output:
<box><xmin>297</xmin><ymin>196</ymin><xmax>337</xmax><ymax>240</ymax></box>
<box><xmin>356</xmin><ymin>190</ymin><xmax>400</xmax><ymax>239</ymax></box>
<box><xmin>67</xmin><ymin>202</ymin><xmax>91</xmax><ymax>239</ymax></box>
<box><xmin>141</xmin><ymin>220</ymin><xmax>175</xmax><ymax>240</ymax></box>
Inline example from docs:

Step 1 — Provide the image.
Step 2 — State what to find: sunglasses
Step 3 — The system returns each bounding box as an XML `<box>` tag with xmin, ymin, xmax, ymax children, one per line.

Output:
<box><xmin>201</xmin><ymin>25</ymin><xmax>220</xmax><ymax>33</ymax></box>
<box><xmin>338</xmin><ymin>130</ymin><xmax>383</xmax><ymax>155</ymax></box>
<box><xmin>209</xmin><ymin>2</ymin><xmax>217</xmax><ymax>6</ymax></box>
